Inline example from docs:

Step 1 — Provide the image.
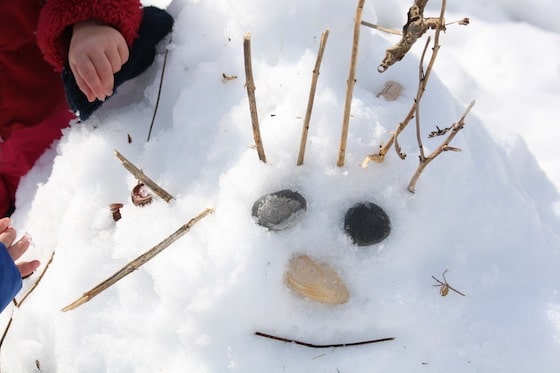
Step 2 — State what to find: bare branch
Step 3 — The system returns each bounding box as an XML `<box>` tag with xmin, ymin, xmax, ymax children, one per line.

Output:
<box><xmin>360</xmin><ymin>20</ymin><xmax>402</xmax><ymax>35</ymax></box>
<box><xmin>363</xmin><ymin>0</ymin><xmax>448</xmax><ymax>165</ymax></box>
<box><xmin>298</xmin><ymin>29</ymin><xmax>330</xmax><ymax>166</ymax></box>
<box><xmin>61</xmin><ymin>208</ymin><xmax>214</xmax><ymax>312</ymax></box>
<box><xmin>115</xmin><ymin>150</ymin><xmax>174</xmax><ymax>203</ymax></box>
<box><xmin>378</xmin><ymin>0</ymin><xmax>443</xmax><ymax>73</ymax></box>
<box><xmin>337</xmin><ymin>0</ymin><xmax>366</xmax><ymax>167</ymax></box>
<box><xmin>147</xmin><ymin>44</ymin><xmax>170</xmax><ymax>142</ymax></box>
<box><xmin>243</xmin><ymin>33</ymin><xmax>267</xmax><ymax>163</ymax></box>
<box><xmin>255</xmin><ymin>331</ymin><xmax>395</xmax><ymax>348</ymax></box>
<box><xmin>14</xmin><ymin>251</ymin><xmax>56</xmax><ymax>307</ymax></box>
<box><xmin>407</xmin><ymin>100</ymin><xmax>475</xmax><ymax>193</ymax></box>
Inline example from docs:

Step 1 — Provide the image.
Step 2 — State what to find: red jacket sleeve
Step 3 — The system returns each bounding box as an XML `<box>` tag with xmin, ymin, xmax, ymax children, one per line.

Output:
<box><xmin>36</xmin><ymin>0</ymin><xmax>143</xmax><ymax>72</ymax></box>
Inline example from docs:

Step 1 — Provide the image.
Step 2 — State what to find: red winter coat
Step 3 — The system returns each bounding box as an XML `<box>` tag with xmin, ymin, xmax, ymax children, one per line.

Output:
<box><xmin>0</xmin><ymin>0</ymin><xmax>142</xmax><ymax>215</ymax></box>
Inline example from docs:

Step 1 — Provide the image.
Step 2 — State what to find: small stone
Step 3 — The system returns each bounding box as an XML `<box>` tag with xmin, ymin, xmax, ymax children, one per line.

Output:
<box><xmin>252</xmin><ymin>189</ymin><xmax>306</xmax><ymax>231</ymax></box>
<box><xmin>285</xmin><ymin>254</ymin><xmax>349</xmax><ymax>305</ymax></box>
<box><xmin>344</xmin><ymin>202</ymin><xmax>391</xmax><ymax>246</ymax></box>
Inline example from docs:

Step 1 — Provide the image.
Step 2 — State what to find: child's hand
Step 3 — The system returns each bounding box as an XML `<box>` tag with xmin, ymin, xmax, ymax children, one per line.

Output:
<box><xmin>0</xmin><ymin>218</ymin><xmax>40</xmax><ymax>278</ymax></box>
<box><xmin>69</xmin><ymin>21</ymin><xmax>130</xmax><ymax>103</ymax></box>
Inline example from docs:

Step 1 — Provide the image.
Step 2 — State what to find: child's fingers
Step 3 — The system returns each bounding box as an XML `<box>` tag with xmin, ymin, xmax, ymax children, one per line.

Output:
<box><xmin>5</xmin><ymin>234</ymin><xmax>31</xmax><ymax>262</ymax></box>
<box><xmin>89</xmin><ymin>52</ymin><xmax>115</xmax><ymax>98</ymax></box>
<box><xmin>17</xmin><ymin>260</ymin><xmax>41</xmax><ymax>278</ymax></box>
<box><xmin>0</xmin><ymin>217</ymin><xmax>11</xmax><ymax>233</ymax></box>
<box><xmin>71</xmin><ymin>60</ymin><xmax>97</xmax><ymax>102</ymax></box>
<box><xmin>0</xmin><ymin>227</ymin><xmax>16</xmax><ymax>250</ymax></box>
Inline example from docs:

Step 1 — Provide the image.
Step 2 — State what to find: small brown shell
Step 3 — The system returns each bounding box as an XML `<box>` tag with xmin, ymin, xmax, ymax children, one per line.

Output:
<box><xmin>285</xmin><ymin>254</ymin><xmax>349</xmax><ymax>305</ymax></box>
<box><xmin>131</xmin><ymin>183</ymin><xmax>153</xmax><ymax>206</ymax></box>
<box><xmin>376</xmin><ymin>80</ymin><xmax>404</xmax><ymax>101</ymax></box>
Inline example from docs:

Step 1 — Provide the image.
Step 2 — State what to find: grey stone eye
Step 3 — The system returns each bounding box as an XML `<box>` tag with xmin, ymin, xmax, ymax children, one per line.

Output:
<box><xmin>251</xmin><ymin>190</ymin><xmax>307</xmax><ymax>231</ymax></box>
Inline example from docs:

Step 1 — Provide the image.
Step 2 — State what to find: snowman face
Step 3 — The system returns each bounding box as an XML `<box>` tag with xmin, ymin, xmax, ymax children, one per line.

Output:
<box><xmin>251</xmin><ymin>188</ymin><xmax>391</xmax><ymax>304</ymax></box>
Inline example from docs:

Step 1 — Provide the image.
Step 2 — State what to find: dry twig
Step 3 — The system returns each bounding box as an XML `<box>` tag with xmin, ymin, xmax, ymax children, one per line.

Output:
<box><xmin>115</xmin><ymin>150</ymin><xmax>174</xmax><ymax>203</ymax></box>
<box><xmin>14</xmin><ymin>251</ymin><xmax>56</xmax><ymax>307</ymax></box>
<box><xmin>297</xmin><ymin>29</ymin><xmax>330</xmax><ymax>166</ymax></box>
<box><xmin>61</xmin><ymin>208</ymin><xmax>214</xmax><ymax>312</ymax></box>
<box><xmin>337</xmin><ymin>0</ymin><xmax>366</xmax><ymax>167</ymax></box>
<box><xmin>1</xmin><ymin>250</ymin><xmax>57</xmax><ymax>350</ymax></box>
<box><xmin>243</xmin><ymin>33</ymin><xmax>266</xmax><ymax>163</ymax></box>
<box><xmin>407</xmin><ymin>100</ymin><xmax>475</xmax><ymax>193</ymax></box>
<box><xmin>378</xmin><ymin>0</ymin><xmax>443</xmax><ymax>73</ymax></box>
<box><xmin>147</xmin><ymin>44</ymin><xmax>170</xmax><ymax>142</ymax></box>
<box><xmin>361</xmin><ymin>0</ymin><xmax>449</xmax><ymax>167</ymax></box>
<box><xmin>255</xmin><ymin>331</ymin><xmax>395</xmax><ymax>348</ymax></box>
<box><xmin>360</xmin><ymin>20</ymin><xmax>402</xmax><ymax>35</ymax></box>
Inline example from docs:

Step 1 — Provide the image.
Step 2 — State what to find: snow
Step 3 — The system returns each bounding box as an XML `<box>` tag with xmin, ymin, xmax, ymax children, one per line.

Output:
<box><xmin>2</xmin><ymin>0</ymin><xmax>560</xmax><ymax>371</ymax></box>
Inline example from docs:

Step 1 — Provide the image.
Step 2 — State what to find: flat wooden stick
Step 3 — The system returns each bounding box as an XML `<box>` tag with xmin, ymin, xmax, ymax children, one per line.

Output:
<box><xmin>337</xmin><ymin>0</ymin><xmax>365</xmax><ymax>167</ymax></box>
<box><xmin>243</xmin><ymin>33</ymin><xmax>267</xmax><ymax>163</ymax></box>
<box><xmin>297</xmin><ymin>29</ymin><xmax>330</xmax><ymax>166</ymax></box>
<box><xmin>255</xmin><ymin>331</ymin><xmax>395</xmax><ymax>348</ymax></box>
<box><xmin>115</xmin><ymin>150</ymin><xmax>174</xmax><ymax>203</ymax></box>
<box><xmin>61</xmin><ymin>208</ymin><xmax>214</xmax><ymax>312</ymax></box>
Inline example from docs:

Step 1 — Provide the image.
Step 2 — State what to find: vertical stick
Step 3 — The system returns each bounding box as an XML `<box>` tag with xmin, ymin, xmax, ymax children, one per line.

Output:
<box><xmin>337</xmin><ymin>0</ymin><xmax>366</xmax><ymax>167</ymax></box>
<box><xmin>297</xmin><ymin>29</ymin><xmax>330</xmax><ymax>166</ymax></box>
<box><xmin>243</xmin><ymin>33</ymin><xmax>267</xmax><ymax>163</ymax></box>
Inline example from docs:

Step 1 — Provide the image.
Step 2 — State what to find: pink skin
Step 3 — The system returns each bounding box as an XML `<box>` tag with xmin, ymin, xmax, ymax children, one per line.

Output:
<box><xmin>0</xmin><ymin>218</ymin><xmax>40</xmax><ymax>278</ymax></box>
<box><xmin>68</xmin><ymin>21</ymin><xmax>130</xmax><ymax>103</ymax></box>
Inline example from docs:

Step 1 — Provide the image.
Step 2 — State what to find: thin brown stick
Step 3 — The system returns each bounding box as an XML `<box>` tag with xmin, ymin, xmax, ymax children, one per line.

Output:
<box><xmin>255</xmin><ymin>331</ymin><xmax>395</xmax><ymax>348</ymax></box>
<box><xmin>243</xmin><ymin>33</ymin><xmax>266</xmax><ymax>163</ymax></box>
<box><xmin>0</xmin><ymin>250</ymin><xmax>57</xmax><ymax>351</ymax></box>
<box><xmin>0</xmin><ymin>316</ymin><xmax>13</xmax><ymax>350</ymax></box>
<box><xmin>14</xmin><ymin>251</ymin><xmax>56</xmax><ymax>307</ymax></box>
<box><xmin>297</xmin><ymin>29</ymin><xmax>330</xmax><ymax>166</ymax></box>
<box><xmin>414</xmin><ymin>37</ymin><xmax>432</xmax><ymax>162</ymax></box>
<box><xmin>115</xmin><ymin>150</ymin><xmax>174</xmax><ymax>203</ymax></box>
<box><xmin>61</xmin><ymin>208</ymin><xmax>214</xmax><ymax>312</ymax></box>
<box><xmin>407</xmin><ymin>100</ymin><xmax>475</xmax><ymax>193</ymax></box>
<box><xmin>337</xmin><ymin>0</ymin><xmax>366</xmax><ymax>167</ymax></box>
<box><xmin>360</xmin><ymin>20</ymin><xmax>402</xmax><ymax>35</ymax></box>
<box><xmin>147</xmin><ymin>45</ymin><xmax>170</xmax><ymax>142</ymax></box>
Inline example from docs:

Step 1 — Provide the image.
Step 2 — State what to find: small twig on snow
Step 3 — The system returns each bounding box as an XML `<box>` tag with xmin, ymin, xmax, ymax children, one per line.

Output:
<box><xmin>146</xmin><ymin>42</ymin><xmax>170</xmax><ymax>142</ymax></box>
<box><xmin>115</xmin><ymin>150</ymin><xmax>174</xmax><ymax>203</ymax></box>
<box><xmin>1</xmin><ymin>250</ymin><xmax>56</xmax><ymax>350</ymax></box>
<box><xmin>61</xmin><ymin>208</ymin><xmax>214</xmax><ymax>312</ymax></box>
<box><xmin>297</xmin><ymin>29</ymin><xmax>330</xmax><ymax>166</ymax></box>
<box><xmin>255</xmin><ymin>331</ymin><xmax>395</xmax><ymax>348</ymax></box>
<box><xmin>14</xmin><ymin>251</ymin><xmax>56</xmax><ymax>307</ymax></box>
<box><xmin>407</xmin><ymin>100</ymin><xmax>475</xmax><ymax>193</ymax></box>
<box><xmin>243</xmin><ymin>33</ymin><xmax>266</xmax><ymax>163</ymax></box>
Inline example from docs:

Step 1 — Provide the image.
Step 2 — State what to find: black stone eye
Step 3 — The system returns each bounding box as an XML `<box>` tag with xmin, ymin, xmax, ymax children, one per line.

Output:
<box><xmin>344</xmin><ymin>202</ymin><xmax>391</xmax><ymax>246</ymax></box>
<box><xmin>252</xmin><ymin>189</ymin><xmax>307</xmax><ymax>231</ymax></box>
